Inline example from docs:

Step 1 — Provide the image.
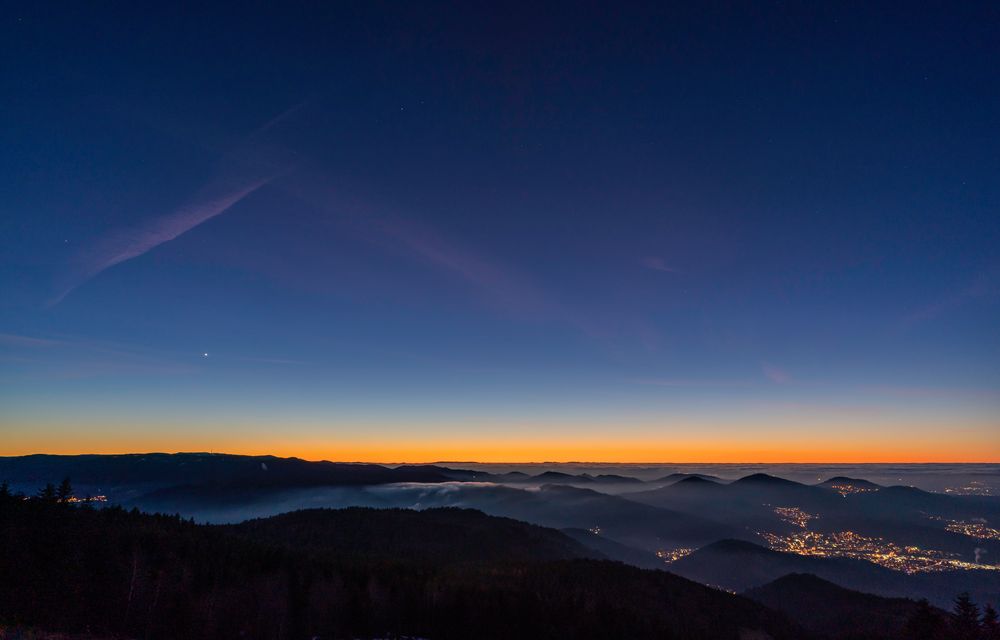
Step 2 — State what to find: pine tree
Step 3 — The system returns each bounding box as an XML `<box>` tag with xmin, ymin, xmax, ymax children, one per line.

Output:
<box><xmin>904</xmin><ymin>598</ymin><xmax>943</xmax><ymax>640</ymax></box>
<box><xmin>983</xmin><ymin>604</ymin><xmax>1000</xmax><ymax>640</ymax></box>
<box><xmin>0</xmin><ymin>481</ymin><xmax>11</xmax><ymax>501</ymax></box>
<box><xmin>951</xmin><ymin>592</ymin><xmax>981</xmax><ymax>640</ymax></box>
<box><xmin>57</xmin><ymin>477</ymin><xmax>74</xmax><ymax>502</ymax></box>
<box><xmin>37</xmin><ymin>482</ymin><xmax>57</xmax><ymax>502</ymax></box>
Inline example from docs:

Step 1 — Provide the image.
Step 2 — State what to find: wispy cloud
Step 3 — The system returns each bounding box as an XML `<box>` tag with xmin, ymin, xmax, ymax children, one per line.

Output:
<box><xmin>863</xmin><ymin>385</ymin><xmax>1000</xmax><ymax>401</ymax></box>
<box><xmin>282</xmin><ymin>178</ymin><xmax>563</xmax><ymax>323</ymax></box>
<box><xmin>0</xmin><ymin>333</ymin><xmax>61</xmax><ymax>348</ymax></box>
<box><xmin>0</xmin><ymin>333</ymin><xmax>199</xmax><ymax>380</ymax></box>
<box><xmin>235</xmin><ymin>356</ymin><xmax>308</xmax><ymax>366</ymax></box>
<box><xmin>50</xmin><ymin>175</ymin><xmax>276</xmax><ymax>305</ymax></box>
<box><xmin>761</xmin><ymin>362</ymin><xmax>792</xmax><ymax>384</ymax></box>
<box><xmin>49</xmin><ymin>106</ymin><xmax>304</xmax><ymax>305</ymax></box>
<box><xmin>376</xmin><ymin>218</ymin><xmax>556</xmax><ymax>319</ymax></box>
<box><xmin>630</xmin><ymin>377</ymin><xmax>751</xmax><ymax>388</ymax></box>
<box><xmin>902</xmin><ymin>269</ymin><xmax>999</xmax><ymax>328</ymax></box>
<box><xmin>641</xmin><ymin>256</ymin><xmax>681</xmax><ymax>273</ymax></box>
<box><xmin>250</xmin><ymin>163</ymin><xmax>666</xmax><ymax>351</ymax></box>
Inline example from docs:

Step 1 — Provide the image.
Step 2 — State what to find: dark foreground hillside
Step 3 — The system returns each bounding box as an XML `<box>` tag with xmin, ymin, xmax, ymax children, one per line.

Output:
<box><xmin>0</xmin><ymin>495</ymin><xmax>803</xmax><ymax>640</ymax></box>
<box><xmin>225</xmin><ymin>506</ymin><xmax>603</xmax><ymax>564</ymax></box>
<box><xmin>744</xmin><ymin>574</ymin><xmax>938</xmax><ymax>640</ymax></box>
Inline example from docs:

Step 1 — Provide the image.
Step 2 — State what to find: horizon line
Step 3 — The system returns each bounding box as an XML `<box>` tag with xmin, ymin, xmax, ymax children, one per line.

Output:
<box><xmin>2</xmin><ymin>451</ymin><xmax>998</xmax><ymax>465</ymax></box>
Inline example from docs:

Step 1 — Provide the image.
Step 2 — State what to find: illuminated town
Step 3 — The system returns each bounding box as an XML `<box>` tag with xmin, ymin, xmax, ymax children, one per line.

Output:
<box><xmin>65</xmin><ymin>495</ymin><xmax>108</xmax><ymax>503</ymax></box>
<box><xmin>772</xmin><ymin>506</ymin><xmax>816</xmax><ymax>529</ymax></box>
<box><xmin>757</xmin><ymin>529</ymin><xmax>1000</xmax><ymax>573</ymax></box>
<box><xmin>943</xmin><ymin>481</ymin><xmax>995</xmax><ymax>496</ymax></box>
<box><xmin>656</xmin><ymin>548</ymin><xmax>695</xmax><ymax>564</ymax></box>
<box><xmin>828</xmin><ymin>483</ymin><xmax>879</xmax><ymax>497</ymax></box>
<box><xmin>927</xmin><ymin>515</ymin><xmax>1000</xmax><ymax>541</ymax></box>
<box><xmin>944</xmin><ymin>521</ymin><xmax>1000</xmax><ymax>541</ymax></box>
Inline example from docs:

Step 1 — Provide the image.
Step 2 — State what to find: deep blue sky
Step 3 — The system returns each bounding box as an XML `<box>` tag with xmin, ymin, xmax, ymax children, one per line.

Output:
<box><xmin>2</xmin><ymin>2</ymin><xmax>998</xmax><ymax>460</ymax></box>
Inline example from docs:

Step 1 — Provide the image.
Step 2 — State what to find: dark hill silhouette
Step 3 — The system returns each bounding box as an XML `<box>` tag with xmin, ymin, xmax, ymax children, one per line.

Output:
<box><xmin>669</xmin><ymin>538</ymin><xmax>1000</xmax><ymax>609</ymax></box>
<box><xmin>674</xmin><ymin>475</ymin><xmax>723</xmax><ymax>487</ymax></box>
<box><xmin>131</xmin><ymin>480</ymin><xmax>744</xmax><ymax>552</ymax></box>
<box><xmin>624</xmin><ymin>473</ymin><xmax>1000</xmax><ymax>569</ymax></box>
<box><xmin>818</xmin><ymin>476</ymin><xmax>883</xmax><ymax>490</ymax></box>
<box><xmin>227</xmin><ymin>506</ymin><xmax>602</xmax><ymax>564</ymax></box>
<box><xmin>744</xmin><ymin>573</ymin><xmax>938</xmax><ymax>639</ymax></box>
<box><xmin>670</xmin><ymin>538</ymin><xmax>892</xmax><ymax>593</ymax></box>
<box><xmin>623</xmin><ymin>475</ymin><xmax>727</xmax><ymax>503</ymax></box>
<box><xmin>506</xmin><ymin>483</ymin><xmax>742</xmax><ymax>550</ymax></box>
<box><xmin>561</xmin><ymin>527</ymin><xmax>664</xmax><ymax>569</ymax></box>
<box><xmin>653</xmin><ymin>472</ymin><xmax>722</xmax><ymax>484</ymax></box>
<box><xmin>727</xmin><ymin>474</ymin><xmax>843</xmax><ymax>506</ymax></box>
<box><xmin>497</xmin><ymin>470</ymin><xmax>531</xmax><ymax>480</ymax></box>
<box><xmin>846</xmin><ymin>485</ymin><xmax>1000</xmax><ymax>522</ymax></box>
<box><xmin>580</xmin><ymin>473</ymin><xmax>644</xmax><ymax>484</ymax></box>
<box><xmin>0</xmin><ymin>495</ymin><xmax>807</xmax><ymax>640</ymax></box>
<box><xmin>626</xmin><ymin>472</ymin><xmax>850</xmax><ymax>535</ymax></box>
<box><xmin>734</xmin><ymin>473</ymin><xmax>802</xmax><ymax>486</ymax></box>
<box><xmin>516</xmin><ymin>470</ymin><xmax>594</xmax><ymax>483</ymax></box>
<box><xmin>0</xmin><ymin>452</ymin><xmax>453</xmax><ymax>495</ymax></box>
<box><xmin>536</xmin><ymin>470</ymin><xmax>593</xmax><ymax>482</ymax></box>
<box><xmin>393</xmin><ymin>464</ymin><xmax>499</xmax><ymax>482</ymax></box>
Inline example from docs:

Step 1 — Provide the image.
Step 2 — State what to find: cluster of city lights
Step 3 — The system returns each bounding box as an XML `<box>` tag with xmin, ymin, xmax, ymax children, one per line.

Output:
<box><xmin>828</xmin><ymin>483</ymin><xmax>878</xmax><ymax>497</ymax></box>
<box><xmin>943</xmin><ymin>481</ymin><xmax>994</xmax><ymax>496</ymax></box>
<box><xmin>65</xmin><ymin>495</ymin><xmax>108</xmax><ymax>503</ymax></box>
<box><xmin>944</xmin><ymin>521</ymin><xmax>1000</xmax><ymax>541</ymax></box>
<box><xmin>758</xmin><ymin>529</ymin><xmax>999</xmax><ymax>574</ymax></box>
<box><xmin>926</xmin><ymin>515</ymin><xmax>1000</xmax><ymax>541</ymax></box>
<box><xmin>655</xmin><ymin>548</ymin><xmax>695</xmax><ymax>564</ymax></box>
<box><xmin>772</xmin><ymin>506</ymin><xmax>816</xmax><ymax>528</ymax></box>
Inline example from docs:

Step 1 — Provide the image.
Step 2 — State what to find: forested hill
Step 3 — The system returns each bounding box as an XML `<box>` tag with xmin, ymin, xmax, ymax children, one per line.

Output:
<box><xmin>0</xmin><ymin>494</ymin><xmax>804</xmax><ymax>640</ymax></box>
<box><xmin>0</xmin><ymin>452</ymin><xmax>453</xmax><ymax>491</ymax></box>
<box><xmin>744</xmin><ymin>573</ymin><xmax>940</xmax><ymax>639</ymax></box>
<box><xmin>226</xmin><ymin>506</ymin><xmax>602</xmax><ymax>564</ymax></box>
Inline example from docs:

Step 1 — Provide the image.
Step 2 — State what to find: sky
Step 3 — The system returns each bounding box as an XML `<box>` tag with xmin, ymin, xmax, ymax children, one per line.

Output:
<box><xmin>1</xmin><ymin>2</ymin><xmax>998</xmax><ymax>462</ymax></box>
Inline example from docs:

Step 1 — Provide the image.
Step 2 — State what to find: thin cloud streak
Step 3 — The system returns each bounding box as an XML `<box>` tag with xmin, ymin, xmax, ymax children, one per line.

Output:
<box><xmin>641</xmin><ymin>256</ymin><xmax>681</xmax><ymax>273</ymax></box>
<box><xmin>901</xmin><ymin>269</ymin><xmax>999</xmax><ymax>328</ymax></box>
<box><xmin>282</xmin><ymin>177</ymin><xmax>567</xmax><ymax>324</ymax></box>
<box><xmin>282</xmin><ymin>175</ymin><xmax>664</xmax><ymax>347</ymax></box>
<box><xmin>50</xmin><ymin>174</ymin><xmax>276</xmax><ymax>306</ymax></box>
<box><xmin>761</xmin><ymin>362</ymin><xmax>792</xmax><ymax>384</ymax></box>
<box><xmin>0</xmin><ymin>333</ymin><xmax>62</xmax><ymax>348</ymax></box>
<box><xmin>376</xmin><ymin>217</ymin><xmax>556</xmax><ymax>319</ymax></box>
<box><xmin>630</xmin><ymin>377</ymin><xmax>752</xmax><ymax>388</ymax></box>
<box><xmin>863</xmin><ymin>385</ymin><xmax>1000</xmax><ymax>401</ymax></box>
<box><xmin>49</xmin><ymin>105</ymin><xmax>305</xmax><ymax>306</ymax></box>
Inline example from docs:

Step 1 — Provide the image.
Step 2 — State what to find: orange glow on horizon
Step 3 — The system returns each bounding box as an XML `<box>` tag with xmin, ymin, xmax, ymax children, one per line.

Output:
<box><xmin>2</xmin><ymin>436</ymin><xmax>997</xmax><ymax>464</ymax></box>
<box><xmin>3</xmin><ymin>417</ymin><xmax>998</xmax><ymax>463</ymax></box>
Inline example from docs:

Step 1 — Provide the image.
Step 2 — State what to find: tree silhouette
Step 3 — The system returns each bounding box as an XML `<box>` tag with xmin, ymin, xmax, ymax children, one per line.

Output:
<box><xmin>904</xmin><ymin>598</ymin><xmax>944</xmax><ymax>640</ymax></box>
<box><xmin>57</xmin><ymin>477</ymin><xmax>73</xmax><ymax>502</ymax></box>
<box><xmin>951</xmin><ymin>592</ymin><xmax>981</xmax><ymax>640</ymax></box>
<box><xmin>983</xmin><ymin>604</ymin><xmax>1000</xmax><ymax>640</ymax></box>
<box><xmin>37</xmin><ymin>482</ymin><xmax>57</xmax><ymax>502</ymax></box>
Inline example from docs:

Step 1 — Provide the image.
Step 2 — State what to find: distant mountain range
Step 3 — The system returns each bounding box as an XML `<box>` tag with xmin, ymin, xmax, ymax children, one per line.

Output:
<box><xmin>2</xmin><ymin>452</ymin><xmax>997</xmax><ymax>612</ymax></box>
<box><xmin>0</xmin><ymin>453</ymin><xmax>646</xmax><ymax>496</ymax></box>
